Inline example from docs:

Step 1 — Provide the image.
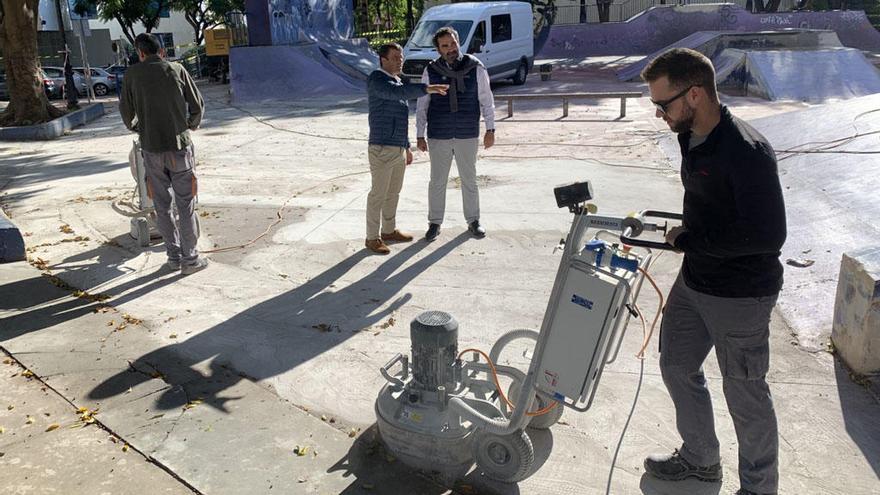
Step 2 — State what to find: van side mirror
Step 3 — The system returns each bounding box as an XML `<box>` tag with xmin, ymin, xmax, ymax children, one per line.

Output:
<box><xmin>468</xmin><ymin>42</ymin><xmax>484</xmax><ymax>54</ymax></box>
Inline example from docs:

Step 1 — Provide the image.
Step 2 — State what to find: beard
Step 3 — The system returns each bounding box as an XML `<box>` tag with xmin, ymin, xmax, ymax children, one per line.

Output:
<box><xmin>443</xmin><ymin>50</ymin><xmax>460</xmax><ymax>64</ymax></box>
<box><xmin>667</xmin><ymin>102</ymin><xmax>696</xmax><ymax>134</ymax></box>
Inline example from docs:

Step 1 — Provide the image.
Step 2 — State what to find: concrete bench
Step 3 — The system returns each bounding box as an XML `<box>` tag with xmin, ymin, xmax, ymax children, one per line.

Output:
<box><xmin>495</xmin><ymin>92</ymin><xmax>643</xmax><ymax>119</ymax></box>
<box><xmin>0</xmin><ymin>210</ymin><xmax>26</xmax><ymax>262</ymax></box>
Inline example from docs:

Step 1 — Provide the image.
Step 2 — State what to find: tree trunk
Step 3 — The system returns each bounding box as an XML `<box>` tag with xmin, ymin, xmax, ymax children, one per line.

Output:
<box><xmin>0</xmin><ymin>0</ymin><xmax>65</xmax><ymax>126</ymax></box>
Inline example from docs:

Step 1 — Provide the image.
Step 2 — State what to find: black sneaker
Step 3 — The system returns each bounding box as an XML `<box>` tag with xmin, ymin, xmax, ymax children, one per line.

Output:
<box><xmin>736</xmin><ymin>489</ymin><xmax>774</xmax><ymax>495</ymax></box>
<box><xmin>425</xmin><ymin>223</ymin><xmax>441</xmax><ymax>241</ymax></box>
<box><xmin>643</xmin><ymin>449</ymin><xmax>722</xmax><ymax>482</ymax></box>
<box><xmin>468</xmin><ymin>220</ymin><xmax>486</xmax><ymax>238</ymax></box>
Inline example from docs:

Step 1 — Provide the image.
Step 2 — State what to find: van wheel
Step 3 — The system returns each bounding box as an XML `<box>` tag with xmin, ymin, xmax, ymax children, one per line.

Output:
<box><xmin>512</xmin><ymin>61</ymin><xmax>528</xmax><ymax>85</ymax></box>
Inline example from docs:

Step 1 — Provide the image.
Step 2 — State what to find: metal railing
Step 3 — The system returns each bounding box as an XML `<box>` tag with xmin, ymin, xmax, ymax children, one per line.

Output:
<box><xmin>551</xmin><ymin>0</ymin><xmax>800</xmax><ymax>25</ymax></box>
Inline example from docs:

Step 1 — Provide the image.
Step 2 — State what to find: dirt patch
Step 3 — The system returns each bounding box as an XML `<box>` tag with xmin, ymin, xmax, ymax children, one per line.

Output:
<box><xmin>447</xmin><ymin>174</ymin><xmax>499</xmax><ymax>189</ymax></box>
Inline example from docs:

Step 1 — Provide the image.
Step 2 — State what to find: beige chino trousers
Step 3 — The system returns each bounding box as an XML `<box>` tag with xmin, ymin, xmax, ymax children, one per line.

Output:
<box><xmin>366</xmin><ymin>144</ymin><xmax>407</xmax><ymax>240</ymax></box>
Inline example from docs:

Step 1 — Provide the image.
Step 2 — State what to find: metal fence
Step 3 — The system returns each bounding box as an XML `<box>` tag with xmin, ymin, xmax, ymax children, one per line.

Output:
<box><xmin>552</xmin><ymin>0</ymin><xmax>801</xmax><ymax>25</ymax></box>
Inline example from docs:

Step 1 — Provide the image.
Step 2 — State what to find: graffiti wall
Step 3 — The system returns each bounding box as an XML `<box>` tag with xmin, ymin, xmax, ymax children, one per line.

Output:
<box><xmin>539</xmin><ymin>4</ymin><xmax>880</xmax><ymax>58</ymax></box>
<box><xmin>246</xmin><ymin>0</ymin><xmax>354</xmax><ymax>46</ymax></box>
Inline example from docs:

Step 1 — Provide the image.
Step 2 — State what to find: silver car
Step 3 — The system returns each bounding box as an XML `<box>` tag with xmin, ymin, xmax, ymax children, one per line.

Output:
<box><xmin>41</xmin><ymin>66</ymin><xmax>87</xmax><ymax>96</ymax></box>
<box><xmin>74</xmin><ymin>67</ymin><xmax>118</xmax><ymax>97</ymax></box>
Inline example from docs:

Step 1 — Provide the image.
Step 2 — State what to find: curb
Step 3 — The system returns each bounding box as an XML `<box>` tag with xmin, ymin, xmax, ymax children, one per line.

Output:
<box><xmin>0</xmin><ymin>103</ymin><xmax>105</xmax><ymax>141</ymax></box>
<box><xmin>0</xmin><ymin>209</ymin><xmax>25</xmax><ymax>262</ymax></box>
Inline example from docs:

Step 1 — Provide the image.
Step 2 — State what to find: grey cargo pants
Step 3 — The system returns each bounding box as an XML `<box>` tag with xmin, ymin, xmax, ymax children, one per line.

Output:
<box><xmin>660</xmin><ymin>273</ymin><xmax>779</xmax><ymax>494</ymax></box>
<box><xmin>143</xmin><ymin>145</ymin><xmax>200</xmax><ymax>264</ymax></box>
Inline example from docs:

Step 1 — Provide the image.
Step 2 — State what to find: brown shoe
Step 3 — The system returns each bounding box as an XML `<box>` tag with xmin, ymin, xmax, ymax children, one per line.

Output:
<box><xmin>365</xmin><ymin>238</ymin><xmax>391</xmax><ymax>254</ymax></box>
<box><xmin>381</xmin><ymin>230</ymin><xmax>414</xmax><ymax>243</ymax></box>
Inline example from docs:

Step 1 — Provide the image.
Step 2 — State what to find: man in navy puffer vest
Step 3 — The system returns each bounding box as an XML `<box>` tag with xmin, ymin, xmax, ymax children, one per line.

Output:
<box><xmin>366</xmin><ymin>43</ymin><xmax>448</xmax><ymax>254</ymax></box>
<box><xmin>416</xmin><ymin>27</ymin><xmax>496</xmax><ymax>241</ymax></box>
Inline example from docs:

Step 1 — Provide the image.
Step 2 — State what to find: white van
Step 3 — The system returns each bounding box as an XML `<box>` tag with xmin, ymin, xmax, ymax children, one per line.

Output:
<box><xmin>402</xmin><ymin>1</ymin><xmax>534</xmax><ymax>85</ymax></box>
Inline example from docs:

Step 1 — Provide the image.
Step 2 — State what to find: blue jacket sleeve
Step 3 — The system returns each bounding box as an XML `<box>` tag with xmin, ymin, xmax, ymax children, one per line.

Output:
<box><xmin>368</xmin><ymin>72</ymin><xmax>427</xmax><ymax>101</ymax></box>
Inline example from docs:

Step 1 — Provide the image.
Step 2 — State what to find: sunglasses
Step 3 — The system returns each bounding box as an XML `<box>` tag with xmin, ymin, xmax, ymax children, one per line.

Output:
<box><xmin>651</xmin><ymin>85</ymin><xmax>696</xmax><ymax>115</ymax></box>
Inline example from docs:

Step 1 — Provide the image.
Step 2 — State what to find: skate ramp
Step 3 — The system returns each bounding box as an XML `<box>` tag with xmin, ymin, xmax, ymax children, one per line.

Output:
<box><xmin>230</xmin><ymin>44</ymin><xmax>365</xmax><ymax>103</ymax></box>
<box><xmin>655</xmin><ymin>94</ymin><xmax>880</xmax><ymax>349</ymax></box>
<box><xmin>732</xmin><ymin>48</ymin><xmax>880</xmax><ymax>101</ymax></box>
<box><xmin>308</xmin><ymin>34</ymin><xmax>379</xmax><ymax>80</ymax></box>
<box><xmin>617</xmin><ymin>29</ymin><xmax>842</xmax><ymax>82</ymax></box>
<box><xmin>539</xmin><ymin>4</ymin><xmax>880</xmax><ymax>59</ymax></box>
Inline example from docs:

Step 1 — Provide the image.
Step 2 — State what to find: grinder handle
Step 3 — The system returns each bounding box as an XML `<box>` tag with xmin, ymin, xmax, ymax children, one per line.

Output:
<box><xmin>380</xmin><ymin>353</ymin><xmax>409</xmax><ymax>388</ymax></box>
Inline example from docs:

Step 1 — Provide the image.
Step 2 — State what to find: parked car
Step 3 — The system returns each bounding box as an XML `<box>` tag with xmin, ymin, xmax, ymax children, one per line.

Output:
<box><xmin>402</xmin><ymin>1</ymin><xmax>535</xmax><ymax>85</ymax></box>
<box><xmin>74</xmin><ymin>67</ymin><xmax>117</xmax><ymax>96</ymax></box>
<box><xmin>41</xmin><ymin>66</ymin><xmax>88</xmax><ymax>96</ymax></box>
<box><xmin>42</xmin><ymin>71</ymin><xmax>62</xmax><ymax>99</ymax></box>
<box><xmin>104</xmin><ymin>64</ymin><xmax>128</xmax><ymax>80</ymax></box>
<box><xmin>0</xmin><ymin>70</ymin><xmax>61</xmax><ymax>100</ymax></box>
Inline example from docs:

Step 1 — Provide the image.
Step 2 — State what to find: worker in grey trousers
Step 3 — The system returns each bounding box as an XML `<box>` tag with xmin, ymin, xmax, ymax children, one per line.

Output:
<box><xmin>641</xmin><ymin>48</ymin><xmax>786</xmax><ymax>495</ymax></box>
<box><xmin>120</xmin><ymin>33</ymin><xmax>208</xmax><ymax>275</ymax></box>
<box><xmin>416</xmin><ymin>26</ymin><xmax>495</xmax><ymax>241</ymax></box>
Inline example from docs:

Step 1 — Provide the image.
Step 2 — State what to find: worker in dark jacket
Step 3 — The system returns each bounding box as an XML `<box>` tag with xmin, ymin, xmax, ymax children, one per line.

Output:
<box><xmin>365</xmin><ymin>43</ymin><xmax>447</xmax><ymax>254</ymax></box>
<box><xmin>120</xmin><ymin>33</ymin><xmax>208</xmax><ymax>275</ymax></box>
<box><xmin>640</xmin><ymin>48</ymin><xmax>786</xmax><ymax>495</ymax></box>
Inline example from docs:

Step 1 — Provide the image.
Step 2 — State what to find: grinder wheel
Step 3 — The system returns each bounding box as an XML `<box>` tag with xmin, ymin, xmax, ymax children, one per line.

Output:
<box><xmin>471</xmin><ymin>425</ymin><xmax>535</xmax><ymax>483</ymax></box>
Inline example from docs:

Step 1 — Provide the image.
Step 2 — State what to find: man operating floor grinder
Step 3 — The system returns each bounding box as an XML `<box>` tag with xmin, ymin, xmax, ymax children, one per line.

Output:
<box><xmin>375</xmin><ymin>179</ymin><xmax>680</xmax><ymax>484</ymax></box>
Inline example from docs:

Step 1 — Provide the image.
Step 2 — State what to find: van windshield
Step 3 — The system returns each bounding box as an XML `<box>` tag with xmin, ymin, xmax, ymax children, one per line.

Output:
<box><xmin>408</xmin><ymin>20</ymin><xmax>473</xmax><ymax>49</ymax></box>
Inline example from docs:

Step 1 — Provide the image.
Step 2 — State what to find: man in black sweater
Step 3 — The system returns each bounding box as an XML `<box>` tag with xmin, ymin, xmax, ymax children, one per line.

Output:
<box><xmin>640</xmin><ymin>48</ymin><xmax>786</xmax><ymax>495</ymax></box>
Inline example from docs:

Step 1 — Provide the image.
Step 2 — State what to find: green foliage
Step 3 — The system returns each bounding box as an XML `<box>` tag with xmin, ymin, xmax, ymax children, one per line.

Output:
<box><xmin>355</xmin><ymin>0</ymin><xmax>423</xmax><ymax>38</ymax></box>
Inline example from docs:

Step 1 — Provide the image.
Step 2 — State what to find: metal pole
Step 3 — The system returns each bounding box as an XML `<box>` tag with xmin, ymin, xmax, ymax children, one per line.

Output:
<box><xmin>76</xmin><ymin>19</ymin><xmax>94</xmax><ymax>102</ymax></box>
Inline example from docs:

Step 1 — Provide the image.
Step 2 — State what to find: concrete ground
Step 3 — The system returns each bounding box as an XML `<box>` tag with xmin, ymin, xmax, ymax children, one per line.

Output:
<box><xmin>1</xmin><ymin>61</ymin><xmax>879</xmax><ymax>495</ymax></box>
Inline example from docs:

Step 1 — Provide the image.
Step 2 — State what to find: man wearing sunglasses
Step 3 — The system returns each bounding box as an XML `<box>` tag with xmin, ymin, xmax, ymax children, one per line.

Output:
<box><xmin>640</xmin><ymin>48</ymin><xmax>786</xmax><ymax>495</ymax></box>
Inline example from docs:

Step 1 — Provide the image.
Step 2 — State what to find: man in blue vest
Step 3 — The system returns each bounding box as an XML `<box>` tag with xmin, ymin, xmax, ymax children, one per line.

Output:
<box><xmin>416</xmin><ymin>26</ymin><xmax>496</xmax><ymax>241</ymax></box>
<box><xmin>365</xmin><ymin>43</ymin><xmax>448</xmax><ymax>255</ymax></box>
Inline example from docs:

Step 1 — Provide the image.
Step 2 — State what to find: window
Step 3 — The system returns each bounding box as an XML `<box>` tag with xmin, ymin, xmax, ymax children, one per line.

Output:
<box><xmin>44</xmin><ymin>68</ymin><xmax>62</xmax><ymax>77</ymax></box>
<box><xmin>409</xmin><ymin>20</ymin><xmax>474</xmax><ymax>49</ymax></box>
<box><xmin>469</xmin><ymin>21</ymin><xmax>486</xmax><ymax>53</ymax></box>
<box><xmin>491</xmin><ymin>14</ymin><xmax>512</xmax><ymax>44</ymax></box>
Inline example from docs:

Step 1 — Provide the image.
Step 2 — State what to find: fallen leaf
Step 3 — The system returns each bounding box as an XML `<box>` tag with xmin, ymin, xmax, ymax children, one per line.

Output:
<box><xmin>122</xmin><ymin>444</ymin><xmax>129</xmax><ymax>452</ymax></box>
<box><xmin>169</xmin><ymin>334</ymin><xmax>178</xmax><ymax>339</ymax></box>
<box><xmin>26</xmin><ymin>416</ymin><xmax>35</xmax><ymax>425</ymax></box>
<box><xmin>45</xmin><ymin>423</ymin><xmax>60</xmax><ymax>432</ymax></box>
<box><xmin>7</xmin><ymin>405</ymin><xmax>13</xmax><ymax>411</ymax></box>
<box><xmin>1</xmin><ymin>359</ymin><xmax>9</xmax><ymax>364</ymax></box>
<box><xmin>362</xmin><ymin>483</ymin><xmax>374</xmax><ymax>490</ymax></box>
<box><xmin>183</xmin><ymin>399</ymin><xmax>203</xmax><ymax>410</ymax></box>
<box><xmin>21</xmin><ymin>370</ymin><xmax>34</xmax><ymax>378</ymax></box>
<box><xmin>59</xmin><ymin>224</ymin><xmax>74</xmax><ymax>234</ymax></box>
<box><xmin>149</xmin><ymin>414</ymin><xmax>165</xmax><ymax>420</ymax></box>
<box><xmin>293</xmin><ymin>445</ymin><xmax>309</xmax><ymax>456</ymax></box>
<box><xmin>348</xmin><ymin>428</ymin><xmax>359</xmax><ymax>438</ymax></box>
<box><xmin>0</xmin><ymin>426</ymin><xmax>5</xmax><ymax>434</ymax></box>
<box><xmin>109</xmin><ymin>436</ymin><xmax>118</xmax><ymax>443</ymax></box>
<box><xmin>786</xmin><ymin>258</ymin><xmax>815</xmax><ymax>268</ymax></box>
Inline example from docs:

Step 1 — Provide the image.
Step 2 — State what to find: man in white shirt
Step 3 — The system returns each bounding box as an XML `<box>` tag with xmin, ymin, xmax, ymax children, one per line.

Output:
<box><xmin>416</xmin><ymin>26</ymin><xmax>496</xmax><ymax>241</ymax></box>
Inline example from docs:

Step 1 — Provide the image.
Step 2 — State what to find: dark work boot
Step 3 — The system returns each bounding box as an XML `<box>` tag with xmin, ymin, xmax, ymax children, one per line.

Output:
<box><xmin>425</xmin><ymin>223</ymin><xmax>441</xmax><ymax>242</ymax></box>
<box><xmin>468</xmin><ymin>220</ymin><xmax>486</xmax><ymax>238</ymax></box>
<box><xmin>643</xmin><ymin>449</ymin><xmax>722</xmax><ymax>482</ymax></box>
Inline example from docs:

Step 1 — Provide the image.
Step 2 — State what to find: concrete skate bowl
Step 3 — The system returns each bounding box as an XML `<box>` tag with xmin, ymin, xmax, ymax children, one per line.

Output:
<box><xmin>718</xmin><ymin>47</ymin><xmax>880</xmax><ymax>101</ymax></box>
<box><xmin>538</xmin><ymin>4</ymin><xmax>880</xmax><ymax>59</ymax></box>
<box><xmin>617</xmin><ymin>28</ymin><xmax>843</xmax><ymax>81</ymax></box>
<box><xmin>230</xmin><ymin>43</ymin><xmax>366</xmax><ymax>103</ymax></box>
